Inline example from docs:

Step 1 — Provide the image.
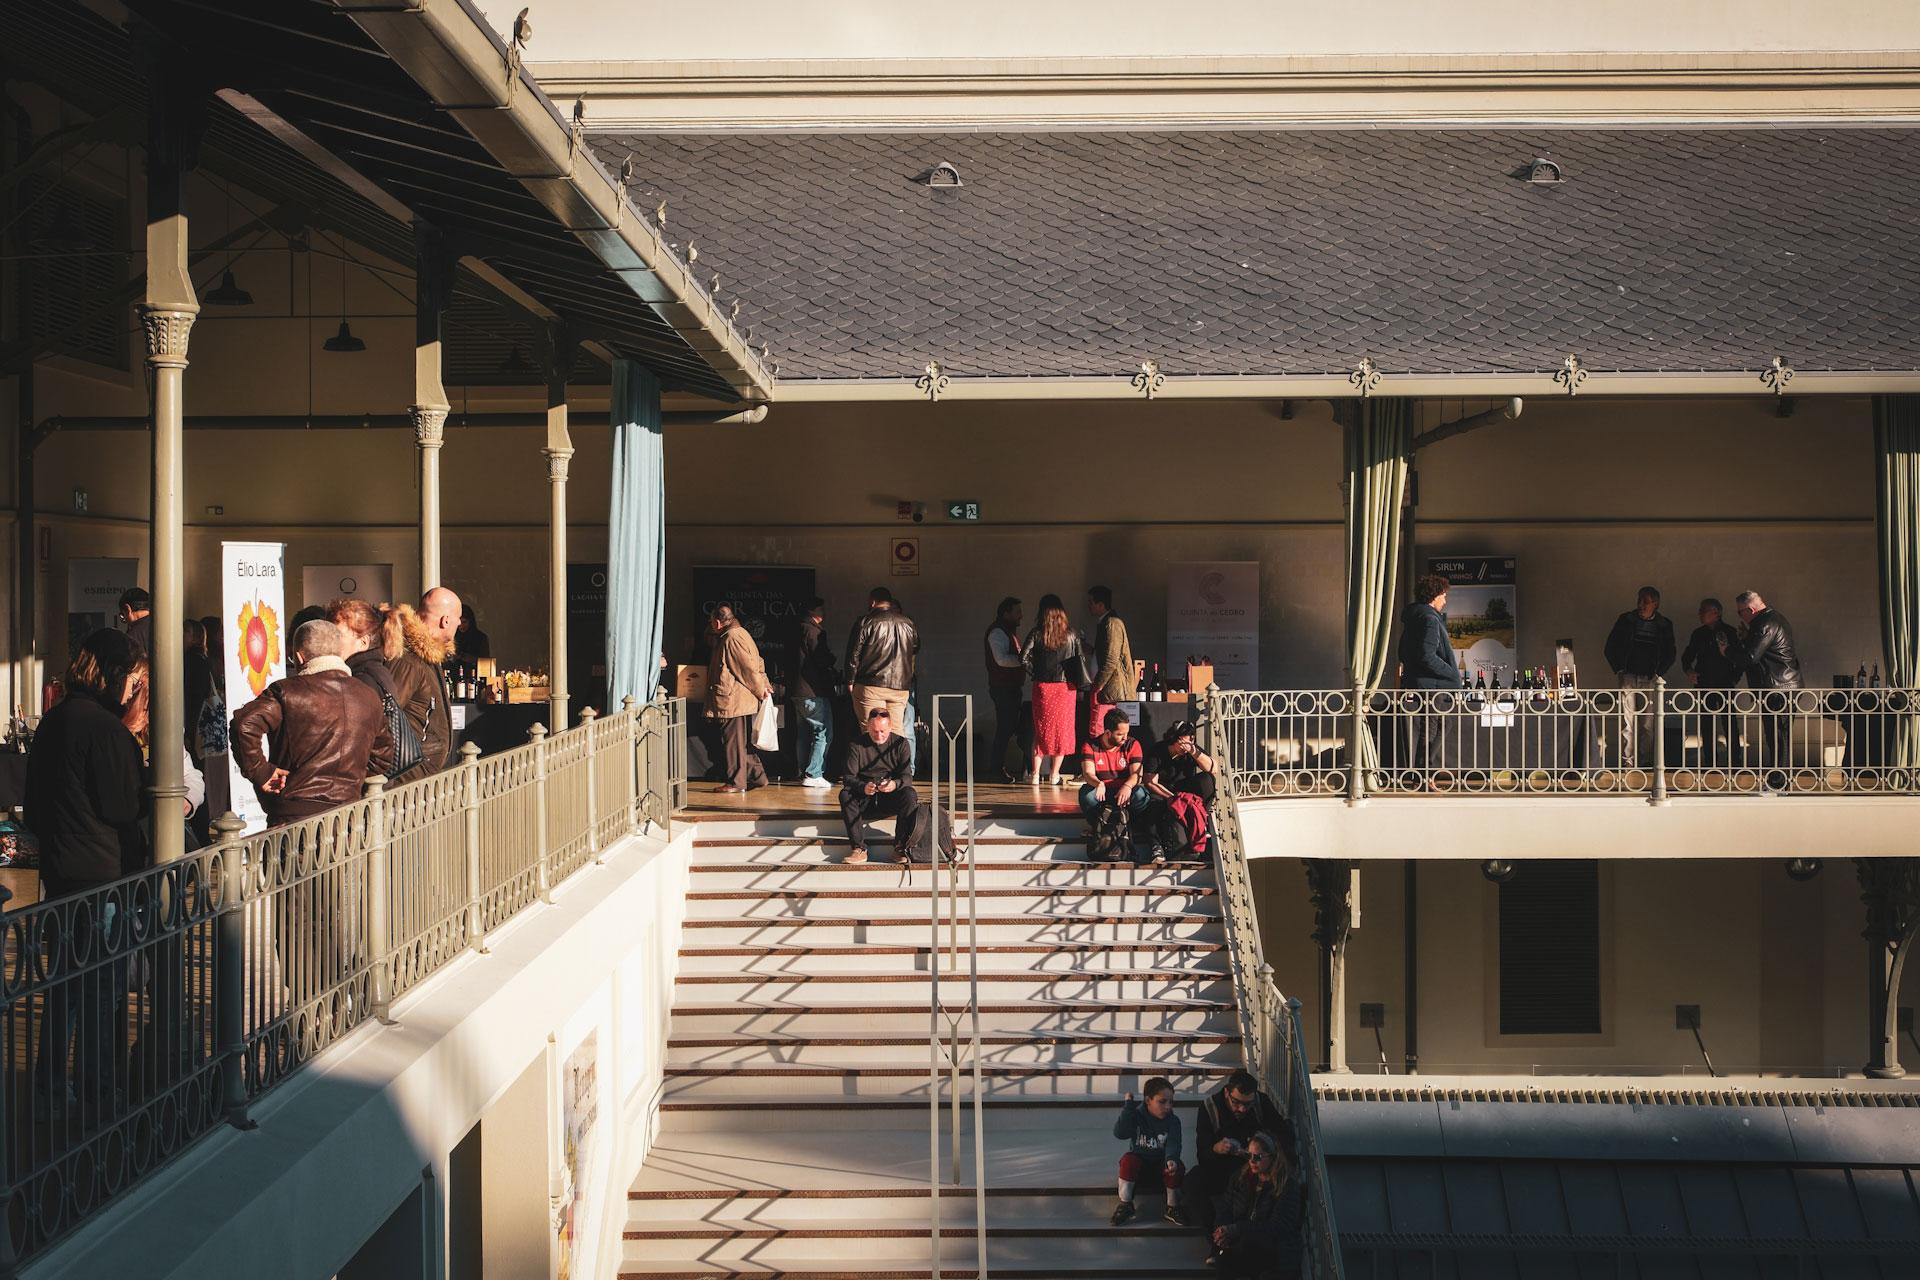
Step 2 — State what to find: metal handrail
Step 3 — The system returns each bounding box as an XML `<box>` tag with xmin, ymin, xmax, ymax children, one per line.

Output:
<box><xmin>0</xmin><ymin>696</ymin><xmax>687</xmax><ymax>1267</ymax></box>
<box><xmin>928</xmin><ymin>694</ymin><xmax>987</xmax><ymax>1280</ymax></box>
<box><xmin>1199</xmin><ymin>688</ymin><xmax>1346</xmax><ymax>1280</ymax></box>
<box><xmin>1211</xmin><ymin>684</ymin><xmax>1920</xmax><ymax>801</ymax></box>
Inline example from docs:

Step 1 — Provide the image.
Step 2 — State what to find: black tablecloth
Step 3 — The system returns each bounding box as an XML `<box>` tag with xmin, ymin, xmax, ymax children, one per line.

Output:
<box><xmin>457</xmin><ymin>702</ymin><xmax>550</xmax><ymax>756</ymax></box>
<box><xmin>0</xmin><ymin>751</ymin><xmax>25</xmax><ymax>810</ymax></box>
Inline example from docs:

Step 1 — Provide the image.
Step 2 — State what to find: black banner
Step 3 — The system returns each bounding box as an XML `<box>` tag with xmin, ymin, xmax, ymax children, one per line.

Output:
<box><xmin>568</xmin><ymin>563</ymin><xmax>609</xmax><ymax>713</ymax></box>
<box><xmin>691</xmin><ymin>564</ymin><xmax>817</xmax><ymax>686</ymax></box>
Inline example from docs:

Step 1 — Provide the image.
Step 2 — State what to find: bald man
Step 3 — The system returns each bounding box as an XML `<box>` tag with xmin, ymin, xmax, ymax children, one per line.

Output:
<box><xmin>390</xmin><ymin>586</ymin><xmax>463</xmax><ymax>781</ymax></box>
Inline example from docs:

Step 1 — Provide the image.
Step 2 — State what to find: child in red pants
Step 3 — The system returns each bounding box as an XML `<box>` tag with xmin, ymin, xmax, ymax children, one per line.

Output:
<box><xmin>1110</xmin><ymin>1077</ymin><xmax>1189</xmax><ymax>1227</ymax></box>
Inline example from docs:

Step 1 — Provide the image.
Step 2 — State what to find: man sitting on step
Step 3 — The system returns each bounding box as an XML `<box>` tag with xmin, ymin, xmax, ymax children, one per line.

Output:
<box><xmin>1110</xmin><ymin>1077</ymin><xmax>1191</xmax><ymax>1228</ymax></box>
<box><xmin>1194</xmin><ymin>1070</ymin><xmax>1288</xmax><ymax>1241</ymax></box>
<box><xmin>839</xmin><ymin>707</ymin><xmax>930</xmax><ymax>865</ymax></box>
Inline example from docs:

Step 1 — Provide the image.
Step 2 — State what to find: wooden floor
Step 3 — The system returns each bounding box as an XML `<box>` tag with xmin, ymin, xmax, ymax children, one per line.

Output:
<box><xmin>681</xmin><ymin>779</ymin><xmax>1087</xmax><ymax>821</ymax></box>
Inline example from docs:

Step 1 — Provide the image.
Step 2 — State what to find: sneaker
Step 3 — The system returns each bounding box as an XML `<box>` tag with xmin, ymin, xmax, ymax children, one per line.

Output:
<box><xmin>845</xmin><ymin>849</ymin><xmax>869</xmax><ymax>864</ymax></box>
<box><xmin>1109</xmin><ymin>1200</ymin><xmax>1136</xmax><ymax>1227</ymax></box>
<box><xmin>801</xmin><ymin>776</ymin><xmax>832</xmax><ymax>790</ymax></box>
<box><xmin>1204</xmin><ymin>1247</ymin><xmax>1223</xmax><ymax>1268</ymax></box>
<box><xmin>1164</xmin><ymin>1202</ymin><xmax>1190</xmax><ymax>1227</ymax></box>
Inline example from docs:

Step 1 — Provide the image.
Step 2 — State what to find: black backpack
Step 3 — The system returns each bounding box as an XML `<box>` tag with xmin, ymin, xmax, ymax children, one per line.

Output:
<box><xmin>1086</xmin><ymin>803</ymin><xmax>1131</xmax><ymax>861</ymax></box>
<box><xmin>383</xmin><ymin>693</ymin><xmax>425</xmax><ymax>779</ymax></box>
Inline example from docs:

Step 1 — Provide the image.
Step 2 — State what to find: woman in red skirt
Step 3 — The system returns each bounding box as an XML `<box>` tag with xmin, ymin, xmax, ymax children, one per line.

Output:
<box><xmin>1022</xmin><ymin>595</ymin><xmax>1086</xmax><ymax>785</ymax></box>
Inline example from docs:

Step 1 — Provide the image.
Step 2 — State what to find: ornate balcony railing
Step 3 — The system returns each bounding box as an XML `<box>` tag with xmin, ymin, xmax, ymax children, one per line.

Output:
<box><xmin>1199</xmin><ymin>695</ymin><xmax>1346</xmax><ymax>1280</ymax></box>
<box><xmin>1209</xmin><ymin>684</ymin><xmax>1919</xmax><ymax>801</ymax></box>
<box><xmin>0</xmin><ymin>696</ymin><xmax>687</xmax><ymax>1267</ymax></box>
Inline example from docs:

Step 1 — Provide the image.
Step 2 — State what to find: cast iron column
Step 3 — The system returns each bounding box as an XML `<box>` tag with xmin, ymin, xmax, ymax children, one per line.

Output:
<box><xmin>1305</xmin><ymin>859</ymin><xmax>1355</xmax><ymax>1073</ymax></box>
<box><xmin>411</xmin><ymin>223</ymin><xmax>454</xmax><ymax>592</ymax></box>
<box><xmin>539</xmin><ymin>323</ymin><xmax>577</xmax><ymax>728</ymax></box>
<box><xmin>1858</xmin><ymin>858</ymin><xmax>1920</xmax><ymax>1078</ymax></box>
<box><xmin>140</xmin><ymin>70</ymin><xmax>207</xmax><ymax>865</ymax></box>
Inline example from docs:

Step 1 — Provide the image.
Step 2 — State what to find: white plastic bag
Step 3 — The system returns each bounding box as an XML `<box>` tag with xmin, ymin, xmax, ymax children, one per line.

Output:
<box><xmin>752</xmin><ymin>697</ymin><xmax>780</xmax><ymax>752</ymax></box>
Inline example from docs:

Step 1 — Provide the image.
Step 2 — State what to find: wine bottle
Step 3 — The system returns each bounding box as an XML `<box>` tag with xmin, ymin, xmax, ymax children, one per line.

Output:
<box><xmin>1474</xmin><ymin>670</ymin><xmax>1486</xmax><ymax>692</ymax></box>
<box><xmin>1858</xmin><ymin>660</ymin><xmax>1870</xmax><ymax>688</ymax></box>
<box><xmin>1872</xmin><ymin>662</ymin><xmax>1883</xmax><ymax>688</ymax></box>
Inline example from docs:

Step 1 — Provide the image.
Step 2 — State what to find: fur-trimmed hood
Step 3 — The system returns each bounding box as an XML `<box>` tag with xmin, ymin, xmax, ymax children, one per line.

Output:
<box><xmin>395</xmin><ymin>604</ymin><xmax>454</xmax><ymax>666</ymax></box>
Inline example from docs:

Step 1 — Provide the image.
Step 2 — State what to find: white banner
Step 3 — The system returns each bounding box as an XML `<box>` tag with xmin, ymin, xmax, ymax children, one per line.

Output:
<box><xmin>301</xmin><ymin>563</ymin><xmax>393</xmax><ymax>610</ymax></box>
<box><xmin>1167</xmin><ymin>561</ymin><xmax>1259</xmax><ymax>691</ymax></box>
<box><xmin>223</xmin><ymin>542</ymin><xmax>288</xmax><ymax>833</ymax></box>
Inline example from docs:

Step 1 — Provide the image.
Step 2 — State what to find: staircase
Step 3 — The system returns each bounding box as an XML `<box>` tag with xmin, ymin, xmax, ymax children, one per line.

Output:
<box><xmin>621</xmin><ymin>804</ymin><xmax>1237</xmax><ymax>1278</ymax></box>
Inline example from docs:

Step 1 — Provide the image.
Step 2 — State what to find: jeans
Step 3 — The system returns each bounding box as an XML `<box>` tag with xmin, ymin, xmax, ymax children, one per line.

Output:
<box><xmin>1078</xmin><ymin>783</ymin><xmax>1150</xmax><ymax>821</ymax></box>
<box><xmin>793</xmin><ymin>696</ymin><xmax>830</xmax><ymax>781</ymax></box>
<box><xmin>900</xmin><ymin>699</ymin><xmax>918</xmax><ymax>777</ymax></box>
<box><xmin>37</xmin><ymin>898</ymin><xmax>128</xmax><ymax>1119</ymax></box>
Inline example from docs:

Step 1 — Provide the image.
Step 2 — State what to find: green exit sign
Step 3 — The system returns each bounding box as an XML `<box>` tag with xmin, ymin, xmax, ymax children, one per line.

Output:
<box><xmin>945</xmin><ymin>501</ymin><xmax>981</xmax><ymax>522</ymax></box>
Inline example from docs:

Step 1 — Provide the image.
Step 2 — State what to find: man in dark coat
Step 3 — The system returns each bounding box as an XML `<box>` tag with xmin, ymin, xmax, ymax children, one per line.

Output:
<box><xmin>792</xmin><ymin>597</ymin><xmax>837</xmax><ymax>789</ymax></box>
<box><xmin>1681</xmin><ymin>598</ymin><xmax>1743</xmax><ymax>765</ymax></box>
<box><xmin>1603</xmin><ymin>586</ymin><xmax>1677</xmax><ymax>767</ymax></box>
<box><xmin>1396</xmin><ymin>574</ymin><xmax>1462</xmax><ymax>771</ymax></box>
<box><xmin>1194</xmin><ymin>1070</ymin><xmax>1289</xmax><ymax>1235</ymax></box>
<box><xmin>1734</xmin><ymin>590</ymin><xmax>1803</xmax><ymax>782</ymax></box>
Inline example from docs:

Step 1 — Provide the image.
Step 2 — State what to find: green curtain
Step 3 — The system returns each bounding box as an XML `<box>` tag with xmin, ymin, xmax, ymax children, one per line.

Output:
<box><xmin>1345</xmin><ymin>397</ymin><xmax>1413</xmax><ymax>690</ymax></box>
<box><xmin>1874</xmin><ymin>395</ymin><xmax>1920</xmax><ymax>768</ymax></box>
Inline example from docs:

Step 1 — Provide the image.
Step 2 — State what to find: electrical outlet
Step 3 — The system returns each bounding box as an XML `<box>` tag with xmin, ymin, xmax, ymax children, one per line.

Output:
<box><xmin>1675</xmin><ymin>1004</ymin><xmax>1702</xmax><ymax>1030</ymax></box>
<box><xmin>1359</xmin><ymin>1002</ymin><xmax>1385</xmax><ymax>1029</ymax></box>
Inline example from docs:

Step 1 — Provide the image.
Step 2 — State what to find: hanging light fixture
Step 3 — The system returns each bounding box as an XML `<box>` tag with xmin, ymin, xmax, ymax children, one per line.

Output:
<box><xmin>499</xmin><ymin>344</ymin><xmax>532</xmax><ymax>376</ymax></box>
<box><xmin>204</xmin><ymin>181</ymin><xmax>254</xmax><ymax>306</ymax></box>
<box><xmin>321</xmin><ymin>237</ymin><xmax>366</xmax><ymax>352</ymax></box>
<box><xmin>204</xmin><ymin>268</ymin><xmax>254</xmax><ymax>307</ymax></box>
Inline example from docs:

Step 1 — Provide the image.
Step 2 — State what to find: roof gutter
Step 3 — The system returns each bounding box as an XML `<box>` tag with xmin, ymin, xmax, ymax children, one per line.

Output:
<box><xmin>770</xmin><ymin>370</ymin><xmax>1920</xmax><ymax>402</ymax></box>
<box><xmin>329</xmin><ymin>0</ymin><xmax>774</xmax><ymax>404</ymax></box>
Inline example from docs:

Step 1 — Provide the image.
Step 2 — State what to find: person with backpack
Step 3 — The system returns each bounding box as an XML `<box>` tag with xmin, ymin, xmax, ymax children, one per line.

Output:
<box><xmin>1079</xmin><ymin>707</ymin><xmax>1147</xmax><ymax>861</ymax></box>
<box><xmin>1193</xmin><ymin>1070</ymin><xmax>1287</xmax><ymax>1240</ymax></box>
<box><xmin>329</xmin><ymin>598</ymin><xmax>426</xmax><ymax>780</ymax></box>
<box><xmin>1142</xmin><ymin>720</ymin><xmax>1217</xmax><ymax>863</ymax></box>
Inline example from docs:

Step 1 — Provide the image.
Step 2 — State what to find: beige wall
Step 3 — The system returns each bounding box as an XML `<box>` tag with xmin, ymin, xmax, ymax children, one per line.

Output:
<box><xmin>520</xmin><ymin>0</ymin><xmax>1920</xmax><ymax>63</ymax></box>
<box><xmin>1251</xmin><ymin>856</ymin><xmax>1890</xmax><ymax>1077</ymax></box>
<box><xmin>20</xmin><ymin>394</ymin><xmax>1882</xmax><ymax>701</ymax></box>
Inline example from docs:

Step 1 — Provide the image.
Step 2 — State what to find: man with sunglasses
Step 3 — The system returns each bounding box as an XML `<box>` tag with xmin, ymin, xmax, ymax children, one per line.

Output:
<box><xmin>1194</xmin><ymin>1070</ymin><xmax>1287</xmax><ymax>1239</ymax></box>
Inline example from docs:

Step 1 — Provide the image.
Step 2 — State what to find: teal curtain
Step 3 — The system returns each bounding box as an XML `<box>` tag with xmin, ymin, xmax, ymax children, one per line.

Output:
<box><xmin>606</xmin><ymin>358</ymin><xmax>665</xmax><ymax>707</ymax></box>
<box><xmin>1345</xmin><ymin>398</ymin><xmax>1413</xmax><ymax>690</ymax></box>
<box><xmin>1874</xmin><ymin>395</ymin><xmax>1920</xmax><ymax>768</ymax></box>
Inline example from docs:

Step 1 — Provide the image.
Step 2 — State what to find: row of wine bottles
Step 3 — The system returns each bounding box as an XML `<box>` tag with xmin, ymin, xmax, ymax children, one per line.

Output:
<box><xmin>1458</xmin><ymin>659</ymin><xmax>1571</xmax><ymax>692</ymax></box>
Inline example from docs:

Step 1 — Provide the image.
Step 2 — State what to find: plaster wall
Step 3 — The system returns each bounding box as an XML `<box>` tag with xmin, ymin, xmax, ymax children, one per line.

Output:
<box><xmin>20</xmin><ymin>396</ymin><xmax>1882</xmax><ymax>705</ymax></box>
<box><xmin>518</xmin><ymin>0</ymin><xmax>1920</xmax><ymax>63</ymax></box>
<box><xmin>1250</xmin><ymin>857</ymin><xmax>1890</xmax><ymax>1078</ymax></box>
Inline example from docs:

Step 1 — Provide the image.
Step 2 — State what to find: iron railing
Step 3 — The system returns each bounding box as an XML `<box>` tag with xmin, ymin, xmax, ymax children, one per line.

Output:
<box><xmin>1211</xmin><ymin>684</ymin><xmax>1920</xmax><ymax>801</ymax></box>
<box><xmin>1198</xmin><ymin>693</ymin><xmax>1345</xmax><ymax>1280</ymax></box>
<box><xmin>0</xmin><ymin>695</ymin><xmax>686</xmax><ymax>1268</ymax></box>
<box><xmin>927</xmin><ymin>694</ymin><xmax>987</xmax><ymax>1280</ymax></box>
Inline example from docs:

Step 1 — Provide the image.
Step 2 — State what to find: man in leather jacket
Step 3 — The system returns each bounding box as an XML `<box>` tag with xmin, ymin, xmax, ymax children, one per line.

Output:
<box><xmin>232</xmin><ymin>618</ymin><xmax>395</xmax><ymax>827</ymax></box>
<box><xmin>1733</xmin><ymin>590</ymin><xmax>1802</xmax><ymax>777</ymax></box>
<box><xmin>846</xmin><ymin>587</ymin><xmax>919</xmax><ymax>758</ymax></box>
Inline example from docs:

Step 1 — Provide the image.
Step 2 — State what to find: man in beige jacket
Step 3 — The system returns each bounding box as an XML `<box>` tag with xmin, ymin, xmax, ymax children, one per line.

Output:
<box><xmin>705</xmin><ymin>602</ymin><xmax>773</xmax><ymax>792</ymax></box>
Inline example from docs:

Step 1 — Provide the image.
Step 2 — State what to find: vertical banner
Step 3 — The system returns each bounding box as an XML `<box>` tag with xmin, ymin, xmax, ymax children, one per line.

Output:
<box><xmin>301</xmin><ymin>563</ymin><xmax>393</xmax><ymax>610</ymax></box>
<box><xmin>568</xmin><ymin>563</ymin><xmax>610</xmax><ymax>714</ymax></box>
<box><xmin>66</xmin><ymin>557</ymin><xmax>140</xmax><ymax>665</ymax></box>
<box><xmin>223</xmin><ymin>542</ymin><xmax>287</xmax><ymax>833</ymax></box>
<box><xmin>1167</xmin><ymin>562</ymin><xmax>1260</xmax><ymax>690</ymax></box>
<box><xmin>1427</xmin><ymin>555</ymin><xmax>1518</xmax><ymax>682</ymax></box>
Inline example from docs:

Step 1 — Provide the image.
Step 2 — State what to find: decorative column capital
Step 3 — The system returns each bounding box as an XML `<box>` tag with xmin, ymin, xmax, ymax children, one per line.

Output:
<box><xmin>544</xmin><ymin>446</ymin><xmax>575</xmax><ymax>483</ymax></box>
<box><xmin>410</xmin><ymin>405</ymin><xmax>450</xmax><ymax>449</ymax></box>
<box><xmin>139</xmin><ymin>304</ymin><xmax>198</xmax><ymax>369</ymax></box>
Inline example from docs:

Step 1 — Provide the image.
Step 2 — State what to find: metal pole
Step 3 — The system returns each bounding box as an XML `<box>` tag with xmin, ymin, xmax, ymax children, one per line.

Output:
<box><xmin>929</xmin><ymin>716</ymin><xmax>943</xmax><ymax>1280</ymax></box>
<box><xmin>621</xmin><ymin>695</ymin><xmax>640</xmax><ymax>832</ymax></box>
<box><xmin>530</xmin><ymin>721</ymin><xmax>552</xmax><ymax>902</ymax></box>
<box><xmin>546</xmin><ymin>443</ymin><xmax>573</xmax><ymax>730</ymax></box>
<box><xmin>460</xmin><ymin>740</ymin><xmax>486</xmax><ymax>952</ymax></box>
<box><xmin>963</xmin><ymin>698</ymin><xmax>988</xmax><ymax>1279</ymax></box>
<box><xmin>412</xmin><ymin>222</ymin><xmax>453</xmax><ymax>593</ymax></box>
<box><xmin>581</xmin><ymin>706</ymin><xmax>602</xmax><ymax>862</ymax></box>
<box><xmin>211</xmin><ymin>810</ymin><xmax>255</xmax><ymax>1128</ymax></box>
<box><xmin>1651</xmin><ymin>676</ymin><xmax>1669</xmax><ymax>806</ymax></box>
<box><xmin>1348</xmin><ymin>683</ymin><xmax>1367</xmax><ymax>804</ymax></box>
<box><xmin>363</xmin><ymin>775</ymin><xmax>395</xmax><ymax>1023</ymax></box>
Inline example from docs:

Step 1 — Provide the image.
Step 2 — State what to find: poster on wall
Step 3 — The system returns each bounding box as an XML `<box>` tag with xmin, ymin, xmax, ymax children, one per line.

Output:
<box><xmin>555</xmin><ymin>1030</ymin><xmax>601</xmax><ymax>1280</ymax></box>
<box><xmin>1427</xmin><ymin>555</ymin><xmax>1518</xmax><ymax>682</ymax></box>
<box><xmin>1167</xmin><ymin>562</ymin><xmax>1260</xmax><ymax>690</ymax></box>
<box><xmin>568</xmin><ymin>563</ymin><xmax>610</xmax><ymax>715</ymax></box>
<box><xmin>223</xmin><ymin>542</ymin><xmax>288</xmax><ymax>834</ymax></box>
<box><xmin>66</xmin><ymin>557</ymin><xmax>140</xmax><ymax>665</ymax></box>
<box><xmin>301</xmin><ymin>563</ymin><xmax>392</xmax><ymax>610</ymax></box>
<box><xmin>689</xmin><ymin>565</ymin><xmax>817</xmax><ymax>683</ymax></box>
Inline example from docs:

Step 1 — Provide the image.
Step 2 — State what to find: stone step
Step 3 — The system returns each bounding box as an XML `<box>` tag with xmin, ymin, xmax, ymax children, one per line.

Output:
<box><xmin>687</xmin><ymin>817</ymin><xmax>1085</xmax><ymax>843</ymax></box>
<box><xmin>658</xmin><ymin>1098</ymin><xmax>1164</xmax><ymax>1130</ymax></box>
<box><xmin>673</xmin><ymin>970</ymin><xmax>1233</xmax><ymax>1007</ymax></box>
<box><xmin>665</xmin><ymin>1033</ymin><xmax>1237</xmax><ymax>1069</ymax></box>
<box><xmin>679</xmin><ymin>915</ymin><xmax>1224</xmax><ymax>946</ymax></box>
<box><xmin>675</xmin><ymin>941</ymin><xmax>1228</xmax><ymax>977</ymax></box>
<box><xmin>691</xmin><ymin>837</ymin><xmax>1150</xmax><ymax>865</ymax></box>
<box><xmin>661</xmin><ymin>1062</ymin><xmax>1234</xmax><ymax>1103</ymax></box>
<box><xmin>688</xmin><ymin>864</ymin><xmax>1214</xmax><ymax>892</ymax></box>
<box><xmin>667</xmin><ymin>1001</ymin><xmax>1238</xmax><ymax>1039</ymax></box>
<box><xmin>617</xmin><ymin>1227</ymin><xmax>1207</xmax><ymax>1272</ymax></box>
<box><xmin>686</xmin><ymin>887</ymin><xmax>1219</xmax><ymax>918</ymax></box>
<box><xmin>627</xmin><ymin>1189</ymin><xmax>1120</xmax><ymax>1228</ymax></box>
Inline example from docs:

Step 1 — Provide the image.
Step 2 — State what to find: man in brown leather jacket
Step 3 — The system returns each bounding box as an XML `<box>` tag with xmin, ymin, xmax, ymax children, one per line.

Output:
<box><xmin>232</xmin><ymin>618</ymin><xmax>395</xmax><ymax>826</ymax></box>
<box><xmin>390</xmin><ymin>587</ymin><xmax>461</xmax><ymax>781</ymax></box>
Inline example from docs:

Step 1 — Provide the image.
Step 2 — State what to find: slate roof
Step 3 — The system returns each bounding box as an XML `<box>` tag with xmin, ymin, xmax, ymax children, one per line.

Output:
<box><xmin>591</xmin><ymin>127</ymin><xmax>1920</xmax><ymax>382</ymax></box>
